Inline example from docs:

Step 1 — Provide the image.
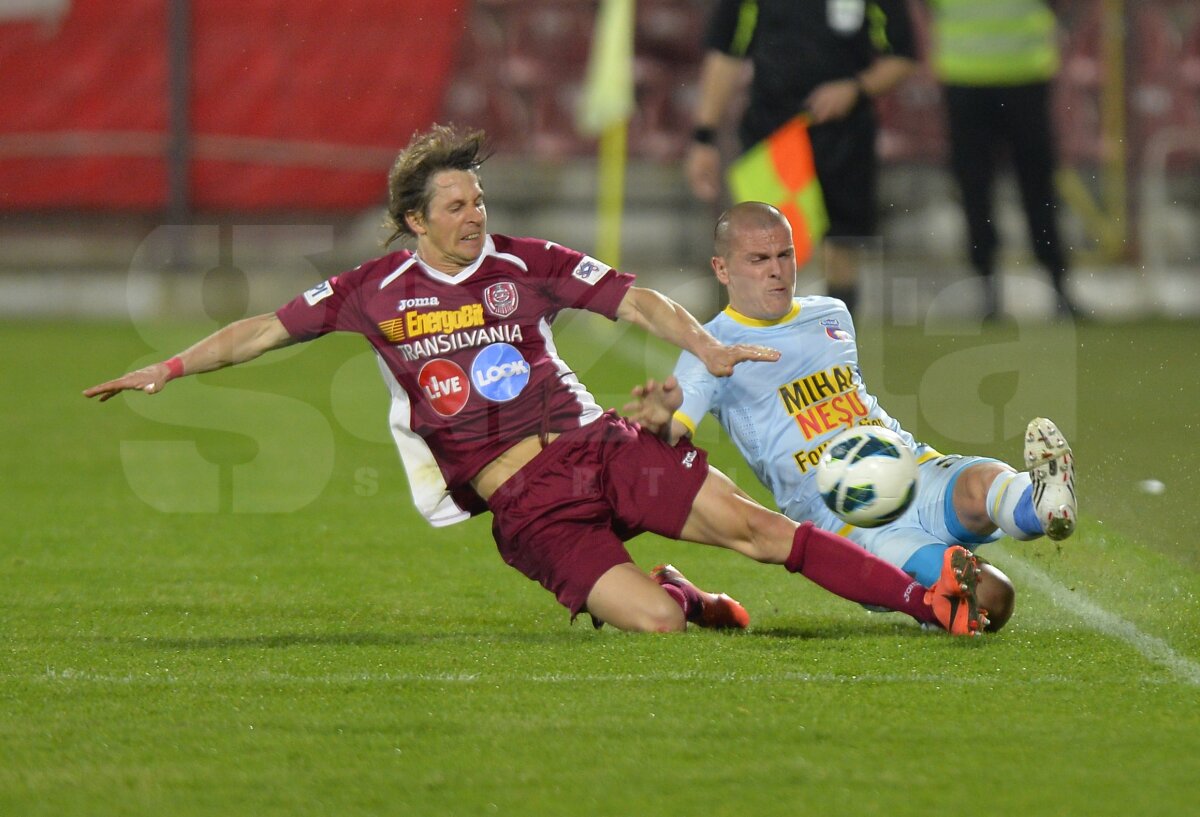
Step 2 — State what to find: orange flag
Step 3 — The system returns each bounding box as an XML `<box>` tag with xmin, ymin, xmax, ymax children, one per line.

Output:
<box><xmin>727</xmin><ymin>116</ymin><xmax>829</xmax><ymax>264</ymax></box>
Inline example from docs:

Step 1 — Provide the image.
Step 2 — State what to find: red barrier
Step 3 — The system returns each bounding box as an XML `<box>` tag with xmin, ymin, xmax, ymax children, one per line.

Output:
<box><xmin>0</xmin><ymin>0</ymin><xmax>467</xmax><ymax>211</ymax></box>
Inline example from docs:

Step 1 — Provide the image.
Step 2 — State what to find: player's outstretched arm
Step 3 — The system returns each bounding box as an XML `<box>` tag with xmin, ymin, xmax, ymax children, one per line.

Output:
<box><xmin>82</xmin><ymin>313</ymin><xmax>296</xmax><ymax>402</ymax></box>
<box><xmin>615</xmin><ymin>287</ymin><xmax>779</xmax><ymax>376</ymax></box>
<box><xmin>623</xmin><ymin>376</ymin><xmax>690</xmax><ymax>444</ymax></box>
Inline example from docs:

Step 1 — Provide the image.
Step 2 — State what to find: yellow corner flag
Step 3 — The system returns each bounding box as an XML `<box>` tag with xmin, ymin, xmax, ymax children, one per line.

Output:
<box><xmin>727</xmin><ymin>116</ymin><xmax>829</xmax><ymax>265</ymax></box>
<box><xmin>577</xmin><ymin>0</ymin><xmax>635</xmax><ymax>134</ymax></box>
<box><xmin>576</xmin><ymin>0</ymin><xmax>635</xmax><ymax>267</ymax></box>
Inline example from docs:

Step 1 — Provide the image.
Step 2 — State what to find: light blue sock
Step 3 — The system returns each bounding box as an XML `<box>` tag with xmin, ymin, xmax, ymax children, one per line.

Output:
<box><xmin>985</xmin><ymin>471</ymin><xmax>1042</xmax><ymax>540</ymax></box>
<box><xmin>902</xmin><ymin>544</ymin><xmax>949</xmax><ymax>588</ymax></box>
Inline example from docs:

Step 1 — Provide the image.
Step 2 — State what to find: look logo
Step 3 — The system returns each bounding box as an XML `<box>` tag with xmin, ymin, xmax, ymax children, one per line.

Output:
<box><xmin>471</xmin><ymin>343</ymin><xmax>530</xmax><ymax>402</ymax></box>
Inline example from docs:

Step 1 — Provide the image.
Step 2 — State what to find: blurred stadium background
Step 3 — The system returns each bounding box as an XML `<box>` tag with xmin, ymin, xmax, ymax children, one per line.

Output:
<box><xmin>0</xmin><ymin>0</ymin><xmax>1197</xmax><ymax>321</ymax></box>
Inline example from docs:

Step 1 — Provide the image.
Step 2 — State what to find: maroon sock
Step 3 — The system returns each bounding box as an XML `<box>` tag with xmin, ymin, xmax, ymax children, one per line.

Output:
<box><xmin>785</xmin><ymin>522</ymin><xmax>936</xmax><ymax>624</ymax></box>
<box><xmin>659</xmin><ymin>582</ymin><xmax>695</xmax><ymax>620</ymax></box>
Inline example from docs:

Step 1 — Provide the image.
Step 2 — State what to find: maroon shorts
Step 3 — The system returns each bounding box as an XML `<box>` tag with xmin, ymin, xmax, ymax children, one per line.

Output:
<box><xmin>486</xmin><ymin>411</ymin><xmax>709</xmax><ymax>615</ymax></box>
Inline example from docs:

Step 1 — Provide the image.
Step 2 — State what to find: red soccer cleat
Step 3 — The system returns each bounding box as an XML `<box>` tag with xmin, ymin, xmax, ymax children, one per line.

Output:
<box><xmin>651</xmin><ymin>564</ymin><xmax>750</xmax><ymax>630</ymax></box>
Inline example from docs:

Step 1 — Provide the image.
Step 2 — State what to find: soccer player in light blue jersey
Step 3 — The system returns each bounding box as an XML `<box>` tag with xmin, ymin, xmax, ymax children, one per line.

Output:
<box><xmin>626</xmin><ymin>202</ymin><xmax>1077</xmax><ymax>631</ymax></box>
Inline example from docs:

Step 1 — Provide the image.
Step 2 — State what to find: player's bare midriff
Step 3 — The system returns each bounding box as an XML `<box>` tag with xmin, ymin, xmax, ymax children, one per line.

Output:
<box><xmin>470</xmin><ymin>432</ymin><xmax>561</xmax><ymax>501</ymax></box>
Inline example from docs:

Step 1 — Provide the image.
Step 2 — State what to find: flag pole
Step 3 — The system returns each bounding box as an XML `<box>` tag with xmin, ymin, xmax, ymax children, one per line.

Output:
<box><xmin>576</xmin><ymin>0</ymin><xmax>634</xmax><ymax>267</ymax></box>
<box><xmin>596</xmin><ymin>122</ymin><xmax>628</xmax><ymax>267</ymax></box>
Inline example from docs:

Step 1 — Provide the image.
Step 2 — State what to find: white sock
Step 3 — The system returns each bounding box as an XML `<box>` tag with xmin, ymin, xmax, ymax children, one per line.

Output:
<box><xmin>985</xmin><ymin>470</ymin><xmax>1041</xmax><ymax>541</ymax></box>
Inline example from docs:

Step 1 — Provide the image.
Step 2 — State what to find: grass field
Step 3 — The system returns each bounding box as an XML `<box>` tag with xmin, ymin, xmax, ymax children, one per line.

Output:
<box><xmin>3</xmin><ymin>313</ymin><xmax>1199</xmax><ymax>816</ymax></box>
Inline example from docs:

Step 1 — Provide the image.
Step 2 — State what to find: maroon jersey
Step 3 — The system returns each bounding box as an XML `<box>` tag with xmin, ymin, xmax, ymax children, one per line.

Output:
<box><xmin>275</xmin><ymin>234</ymin><xmax>635</xmax><ymax>526</ymax></box>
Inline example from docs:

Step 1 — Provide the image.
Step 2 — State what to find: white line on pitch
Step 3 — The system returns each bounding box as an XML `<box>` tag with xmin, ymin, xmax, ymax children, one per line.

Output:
<box><xmin>24</xmin><ymin>668</ymin><xmax>1146</xmax><ymax>686</ymax></box>
<box><xmin>995</xmin><ymin>546</ymin><xmax>1200</xmax><ymax>685</ymax></box>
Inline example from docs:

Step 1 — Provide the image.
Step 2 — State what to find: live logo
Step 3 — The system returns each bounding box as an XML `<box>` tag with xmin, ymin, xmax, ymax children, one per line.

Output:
<box><xmin>418</xmin><ymin>359</ymin><xmax>470</xmax><ymax>416</ymax></box>
<box><xmin>424</xmin><ymin>374</ymin><xmax>463</xmax><ymax>400</ymax></box>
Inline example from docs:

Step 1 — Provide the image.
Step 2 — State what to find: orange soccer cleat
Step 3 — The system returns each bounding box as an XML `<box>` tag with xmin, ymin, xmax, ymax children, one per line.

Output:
<box><xmin>651</xmin><ymin>564</ymin><xmax>750</xmax><ymax>630</ymax></box>
<box><xmin>924</xmin><ymin>546</ymin><xmax>988</xmax><ymax>636</ymax></box>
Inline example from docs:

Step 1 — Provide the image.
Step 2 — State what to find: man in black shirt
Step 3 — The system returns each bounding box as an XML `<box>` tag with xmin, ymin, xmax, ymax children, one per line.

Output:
<box><xmin>687</xmin><ymin>0</ymin><xmax>917</xmax><ymax>313</ymax></box>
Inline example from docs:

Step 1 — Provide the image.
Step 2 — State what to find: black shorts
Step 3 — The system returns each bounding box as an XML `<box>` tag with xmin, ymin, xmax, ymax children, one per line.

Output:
<box><xmin>808</xmin><ymin>104</ymin><xmax>878</xmax><ymax>239</ymax></box>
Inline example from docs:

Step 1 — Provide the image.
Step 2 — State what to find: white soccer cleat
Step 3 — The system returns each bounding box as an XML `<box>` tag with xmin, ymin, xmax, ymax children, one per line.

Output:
<box><xmin>1024</xmin><ymin>417</ymin><xmax>1077</xmax><ymax>541</ymax></box>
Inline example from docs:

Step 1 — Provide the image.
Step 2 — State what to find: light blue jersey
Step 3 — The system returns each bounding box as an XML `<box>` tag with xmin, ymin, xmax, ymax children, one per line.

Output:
<box><xmin>675</xmin><ymin>296</ymin><xmax>930</xmax><ymax>524</ymax></box>
<box><xmin>673</xmin><ymin>296</ymin><xmax>1001</xmax><ymax>574</ymax></box>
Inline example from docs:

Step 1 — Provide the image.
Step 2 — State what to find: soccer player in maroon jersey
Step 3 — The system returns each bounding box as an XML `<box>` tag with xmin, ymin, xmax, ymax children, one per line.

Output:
<box><xmin>85</xmin><ymin>125</ymin><xmax>984</xmax><ymax>636</ymax></box>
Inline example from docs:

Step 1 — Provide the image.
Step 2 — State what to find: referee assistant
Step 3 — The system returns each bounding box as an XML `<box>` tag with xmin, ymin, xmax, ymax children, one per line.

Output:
<box><xmin>687</xmin><ymin>0</ymin><xmax>918</xmax><ymax>313</ymax></box>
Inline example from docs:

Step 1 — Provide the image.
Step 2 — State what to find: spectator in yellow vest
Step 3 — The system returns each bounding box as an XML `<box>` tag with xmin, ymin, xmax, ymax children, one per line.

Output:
<box><xmin>925</xmin><ymin>0</ymin><xmax>1079</xmax><ymax>318</ymax></box>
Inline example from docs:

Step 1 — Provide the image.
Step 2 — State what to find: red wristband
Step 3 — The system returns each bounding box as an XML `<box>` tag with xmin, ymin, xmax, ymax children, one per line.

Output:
<box><xmin>163</xmin><ymin>356</ymin><xmax>185</xmax><ymax>381</ymax></box>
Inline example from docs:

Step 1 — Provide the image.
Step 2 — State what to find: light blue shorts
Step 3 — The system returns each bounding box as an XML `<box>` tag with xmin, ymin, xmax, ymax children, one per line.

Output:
<box><xmin>804</xmin><ymin>454</ymin><xmax>1006</xmax><ymax>569</ymax></box>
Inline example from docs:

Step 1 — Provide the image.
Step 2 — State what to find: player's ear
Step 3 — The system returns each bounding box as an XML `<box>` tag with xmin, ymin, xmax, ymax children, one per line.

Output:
<box><xmin>712</xmin><ymin>256</ymin><xmax>730</xmax><ymax>285</ymax></box>
<box><xmin>404</xmin><ymin>209</ymin><xmax>426</xmax><ymax>235</ymax></box>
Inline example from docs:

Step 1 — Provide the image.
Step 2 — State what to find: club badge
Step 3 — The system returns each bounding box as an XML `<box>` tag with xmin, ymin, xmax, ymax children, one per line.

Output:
<box><xmin>821</xmin><ymin>318</ymin><xmax>852</xmax><ymax>341</ymax></box>
<box><xmin>483</xmin><ymin>282</ymin><xmax>519</xmax><ymax>318</ymax></box>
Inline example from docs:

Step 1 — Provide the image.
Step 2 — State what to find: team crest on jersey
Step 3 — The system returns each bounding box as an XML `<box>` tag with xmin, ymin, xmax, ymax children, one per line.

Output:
<box><xmin>821</xmin><ymin>318</ymin><xmax>852</xmax><ymax>342</ymax></box>
<box><xmin>571</xmin><ymin>256</ymin><xmax>610</xmax><ymax>286</ymax></box>
<box><xmin>483</xmin><ymin>282</ymin><xmax>519</xmax><ymax>318</ymax></box>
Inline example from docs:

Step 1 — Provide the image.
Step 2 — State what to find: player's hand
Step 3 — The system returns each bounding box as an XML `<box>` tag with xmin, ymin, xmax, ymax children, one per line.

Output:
<box><xmin>685</xmin><ymin>142</ymin><xmax>721</xmax><ymax>202</ymax></box>
<box><xmin>701</xmin><ymin>343</ymin><xmax>780</xmax><ymax>377</ymax></box>
<box><xmin>623</xmin><ymin>377</ymin><xmax>684</xmax><ymax>435</ymax></box>
<box><xmin>82</xmin><ymin>362</ymin><xmax>172</xmax><ymax>402</ymax></box>
<box><xmin>805</xmin><ymin>79</ymin><xmax>860</xmax><ymax>125</ymax></box>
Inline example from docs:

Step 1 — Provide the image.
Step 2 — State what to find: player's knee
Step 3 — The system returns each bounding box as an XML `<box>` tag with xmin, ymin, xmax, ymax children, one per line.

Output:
<box><xmin>592</xmin><ymin>592</ymin><xmax>687</xmax><ymax>633</ymax></box>
<box><xmin>623</xmin><ymin>597</ymin><xmax>687</xmax><ymax>633</ymax></box>
<box><xmin>956</xmin><ymin>463</ymin><xmax>1011</xmax><ymax>531</ymax></box>
<box><xmin>586</xmin><ymin>564</ymin><xmax>687</xmax><ymax>632</ymax></box>
<box><xmin>978</xmin><ymin>564</ymin><xmax>1015</xmax><ymax>631</ymax></box>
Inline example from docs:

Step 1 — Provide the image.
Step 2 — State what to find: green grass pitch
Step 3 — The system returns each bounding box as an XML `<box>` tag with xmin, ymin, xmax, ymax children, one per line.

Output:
<box><xmin>2</xmin><ymin>313</ymin><xmax>1198</xmax><ymax>816</ymax></box>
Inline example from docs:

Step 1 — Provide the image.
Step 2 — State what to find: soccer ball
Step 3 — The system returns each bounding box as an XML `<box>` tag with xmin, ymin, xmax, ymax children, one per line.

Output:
<box><xmin>816</xmin><ymin>426</ymin><xmax>918</xmax><ymax>527</ymax></box>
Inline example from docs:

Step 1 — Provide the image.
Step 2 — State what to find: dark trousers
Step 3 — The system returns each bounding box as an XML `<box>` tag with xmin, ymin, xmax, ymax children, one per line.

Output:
<box><xmin>943</xmin><ymin>82</ymin><xmax>1068</xmax><ymax>290</ymax></box>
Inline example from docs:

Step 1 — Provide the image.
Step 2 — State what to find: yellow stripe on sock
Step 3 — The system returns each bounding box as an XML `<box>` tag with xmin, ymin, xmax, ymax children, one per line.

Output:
<box><xmin>992</xmin><ymin>473</ymin><xmax>1014</xmax><ymax>520</ymax></box>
